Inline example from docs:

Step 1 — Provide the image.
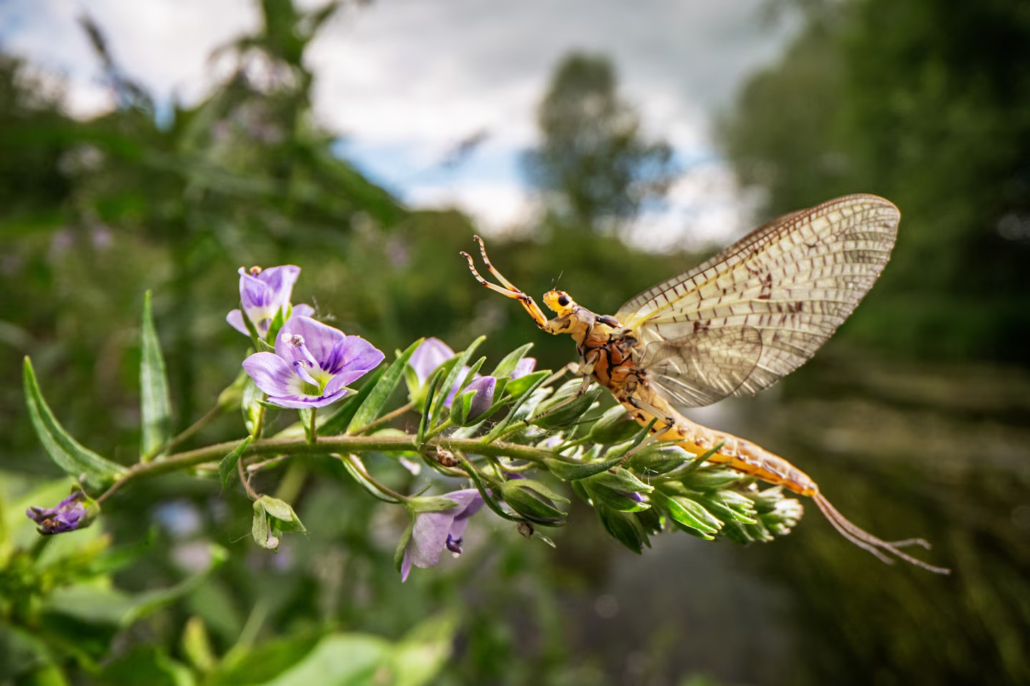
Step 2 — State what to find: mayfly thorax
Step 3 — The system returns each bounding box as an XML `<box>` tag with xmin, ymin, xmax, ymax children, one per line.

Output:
<box><xmin>461</xmin><ymin>194</ymin><xmax>949</xmax><ymax>574</ymax></box>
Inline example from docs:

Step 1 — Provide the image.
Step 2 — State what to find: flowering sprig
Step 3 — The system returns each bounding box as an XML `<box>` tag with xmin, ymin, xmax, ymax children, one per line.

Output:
<box><xmin>20</xmin><ymin>266</ymin><xmax>805</xmax><ymax>582</ymax></box>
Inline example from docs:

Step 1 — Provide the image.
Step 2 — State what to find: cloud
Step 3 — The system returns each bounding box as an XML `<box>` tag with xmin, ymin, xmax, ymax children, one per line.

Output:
<box><xmin>1</xmin><ymin>0</ymin><xmax>794</xmax><ymax>244</ymax></box>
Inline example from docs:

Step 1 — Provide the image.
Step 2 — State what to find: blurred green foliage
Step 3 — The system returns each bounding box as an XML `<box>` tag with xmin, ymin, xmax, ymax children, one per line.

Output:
<box><xmin>721</xmin><ymin>0</ymin><xmax>1030</xmax><ymax>363</ymax></box>
<box><xmin>1</xmin><ymin>0</ymin><xmax>1028</xmax><ymax>683</ymax></box>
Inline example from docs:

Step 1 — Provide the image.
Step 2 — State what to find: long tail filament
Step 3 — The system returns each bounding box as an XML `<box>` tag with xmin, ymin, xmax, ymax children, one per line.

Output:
<box><xmin>814</xmin><ymin>494</ymin><xmax>950</xmax><ymax>574</ymax></box>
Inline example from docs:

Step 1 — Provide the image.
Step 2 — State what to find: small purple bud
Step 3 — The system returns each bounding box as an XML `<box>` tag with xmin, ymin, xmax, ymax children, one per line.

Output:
<box><xmin>26</xmin><ymin>487</ymin><xmax>98</xmax><ymax>535</ymax></box>
<box><xmin>462</xmin><ymin>375</ymin><xmax>497</xmax><ymax>421</ymax></box>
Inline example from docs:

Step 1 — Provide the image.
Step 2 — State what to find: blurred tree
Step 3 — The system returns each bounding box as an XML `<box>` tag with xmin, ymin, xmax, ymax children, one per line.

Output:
<box><xmin>721</xmin><ymin>0</ymin><xmax>1030</xmax><ymax>364</ymax></box>
<box><xmin>524</xmin><ymin>52</ymin><xmax>676</xmax><ymax>234</ymax></box>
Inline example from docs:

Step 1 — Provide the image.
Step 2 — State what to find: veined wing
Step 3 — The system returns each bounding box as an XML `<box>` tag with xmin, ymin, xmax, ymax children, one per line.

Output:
<box><xmin>617</xmin><ymin>194</ymin><xmax>899</xmax><ymax>409</ymax></box>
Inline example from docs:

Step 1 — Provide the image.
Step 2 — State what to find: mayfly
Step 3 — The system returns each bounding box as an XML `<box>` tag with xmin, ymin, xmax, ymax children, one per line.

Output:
<box><xmin>462</xmin><ymin>194</ymin><xmax>949</xmax><ymax>573</ymax></box>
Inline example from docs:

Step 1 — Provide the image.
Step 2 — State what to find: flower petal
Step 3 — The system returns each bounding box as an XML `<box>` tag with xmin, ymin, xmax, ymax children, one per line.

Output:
<box><xmin>443</xmin><ymin>367</ymin><xmax>472</xmax><ymax>409</ymax></box>
<box><xmin>275</xmin><ymin>316</ymin><xmax>345</xmax><ymax>367</ymax></box>
<box><xmin>239</xmin><ymin>268</ymin><xmax>275</xmax><ymax>309</ymax></box>
<box><xmin>511</xmin><ymin>357</ymin><xmax>537</xmax><ymax>380</ymax></box>
<box><xmin>409</xmin><ymin>338</ymin><xmax>455</xmax><ymax>386</ymax></box>
<box><xmin>255</xmin><ymin>265</ymin><xmax>301</xmax><ymax>310</ymax></box>
<box><xmin>401</xmin><ymin>549</ymin><xmax>414</xmax><ymax>582</ymax></box>
<box><xmin>291</xmin><ymin>303</ymin><xmax>315</xmax><ymax>319</ymax></box>
<box><xmin>463</xmin><ymin>375</ymin><xmax>496</xmax><ymax>420</ymax></box>
<box><xmin>242</xmin><ymin>352</ymin><xmax>296</xmax><ymax>398</ymax></box>
<box><xmin>226</xmin><ymin>309</ymin><xmax>249</xmax><ymax>335</ymax></box>
<box><xmin>265</xmin><ymin>385</ymin><xmax>350</xmax><ymax>409</ymax></box>
<box><xmin>327</xmin><ymin>336</ymin><xmax>385</xmax><ymax>386</ymax></box>
<box><xmin>406</xmin><ymin>489</ymin><xmax>483</xmax><ymax>570</ymax></box>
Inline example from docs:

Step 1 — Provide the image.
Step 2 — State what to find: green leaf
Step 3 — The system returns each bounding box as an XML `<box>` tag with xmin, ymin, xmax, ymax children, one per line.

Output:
<box><xmin>338</xmin><ymin>454</ymin><xmax>402</xmax><ymax>504</ymax></box>
<box><xmin>347</xmin><ymin>338</ymin><xmax>422</xmax><ymax>434</ymax></box>
<box><xmin>531</xmin><ymin>386</ymin><xmax>603</xmax><ymax>430</ymax></box>
<box><xmin>219</xmin><ymin>436</ymin><xmax>253</xmax><ymax>491</ymax></box>
<box><xmin>242</xmin><ymin>377</ymin><xmax>265</xmax><ymax>437</ymax></box>
<box><xmin>455</xmin><ymin>356</ymin><xmax>486</xmax><ymax>395</ymax></box>
<box><xmin>429</xmin><ymin>336</ymin><xmax>485</xmax><ymax>427</ymax></box>
<box><xmin>580</xmin><ymin>468</ymin><xmax>653</xmax><ymax>512</ymax></box>
<box><xmin>457</xmin><ymin>458</ymin><xmax>522</xmax><ymax>523</ymax></box>
<box><xmin>394</xmin><ymin>510</ymin><xmax>415</xmax><ymax>573</ymax></box>
<box><xmin>489</xmin><ymin>343</ymin><xmax>533</xmax><ymax>379</ymax></box>
<box><xmin>653</xmin><ymin>491</ymin><xmax>720</xmax><ymax>538</ymax></box>
<box><xmin>266</xmin><ymin>306</ymin><xmax>288</xmax><ymax>347</ymax></box>
<box><xmin>627</xmin><ymin>444</ymin><xmax>691</xmax><ymax>475</ymax></box>
<box><xmin>211</xmin><ymin>633</ymin><xmax>323</xmax><ymax>686</ymax></box>
<box><xmin>483</xmin><ymin>372</ymin><xmax>551</xmax><ymax>442</ymax></box>
<box><xmin>299</xmin><ymin>408</ymin><xmax>316</xmax><ymax>443</ymax></box>
<box><xmin>43</xmin><ymin>545</ymin><xmax>228</xmax><ymax>627</ymax></box>
<box><xmin>181</xmin><ymin>617</ymin><xmax>217</xmax><ymax>674</ymax></box>
<box><xmin>417</xmin><ymin>368</ymin><xmax>444</xmax><ymax>446</ymax></box>
<box><xmin>595</xmin><ymin>502</ymin><xmax>649</xmax><ymax>554</ymax></box>
<box><xmin>542</xmin><ymin>455</ymin><xmax>623</xmax><ymax>481</ymax></box>
<box><xmin>23</xmin><ymin>357</ymin><xmax>126</xmax><ymax>488</ymax></box>
<box><xmin>140</xmin><ymin>291</ymin><xmax>173</xmax><ymax>461</ymax></box>
<box><xmin>681</xmin><ymin>467</ymin><xmax>745</xmax><ymax>491</ymax></box>
<box><xmin>318</xmin><ymin>367</ymin><xmax>385</xmax><ymax>436</ymax></box>
<box><xmin>390</xmin><ymin>613</ymin><xmax>456</xmax><ymax>686</ymax></box>
<box><xmin>499</xmin><ymin>478</ymin><xmax>569</xmax><ymax>525</ymax></box>
<box><xmin>694</xmin><ymin>490</ymin><xmax>758</xmax><ymax>524</ymax></box>
<box><xmin>502</xmin><ymin>369</ymin><xmax>549</xmax><ymax>400</ymax></box>
<box><xmin>587</xmin><ymin>405</ymin><xmax>641</xmax><ymax>444</ymax></box>
<box><xmin>257</xmin><ymin>496</ymin><xmax>305</xmax><ymax>532</ymax></box>
<box><xmin>255</xmin><ymin>633</ymin><xmax>389</xmax><ymax>686</ymax></box>
<box><xmin>98</xmin><ymin>646</ymin><xmax>196</xmax><ymax>686</ymax></box>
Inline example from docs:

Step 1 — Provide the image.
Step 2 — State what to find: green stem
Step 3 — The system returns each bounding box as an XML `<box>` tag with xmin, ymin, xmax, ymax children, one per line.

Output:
<box><xmin>95</xmin><ymin>433</ymin><xmax>577</xmax><ymax>503</ymax></box>
<box><xmin>158</xmin><ymin>405</ymin><xmax>223</xmax><ymax>456</ymax></box>
<box><xmin>355</xmin><ymin>402</ymin><xmax>415</xmax><ymax>435</ymax></box>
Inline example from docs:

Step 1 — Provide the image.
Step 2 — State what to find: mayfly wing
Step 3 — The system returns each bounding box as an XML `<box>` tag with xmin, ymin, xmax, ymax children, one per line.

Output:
<box><xmin>617</xmin><ymin>194</ymin><xmax>900</xmax><ymax>410</ymax></box>
<box><xmin>637</xmin><ymin>327</ymin><xmax>763</xmax><ymax>408</ymax></box>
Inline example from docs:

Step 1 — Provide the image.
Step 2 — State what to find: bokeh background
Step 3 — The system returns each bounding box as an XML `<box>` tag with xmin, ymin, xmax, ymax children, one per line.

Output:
<box><xmin>2</xmin><ymin>0</ymin><xmax>1029</xmax><ymax>684</ymax></box>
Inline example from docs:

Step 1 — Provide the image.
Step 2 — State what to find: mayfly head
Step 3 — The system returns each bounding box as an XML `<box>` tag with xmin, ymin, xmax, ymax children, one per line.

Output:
<box><xmin>543</xmin><ymin>289</ymin><xmax>577</xmax><ymax>316</ymax></box>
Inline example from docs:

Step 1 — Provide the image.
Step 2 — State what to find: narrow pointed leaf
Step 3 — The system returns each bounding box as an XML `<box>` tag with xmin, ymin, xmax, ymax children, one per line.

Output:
<box><xmin>23</xmin><ymin>357</ymin><xmax>126</xmax><ymax>487</ymax></box>
<box><xmin>318</xmin><ymin>367</ymin><xmax>385</xmax><ymax>435</ymax></box>
<box><xmin>219</xmin><ymin>436</ymin><xmax>253</xmax><ymax>491</ymax></box>
<box><xmin>347</xmin><ymin>338</ymin><xmax>422</xmax><ymax>434</ymax></box>
<box><xmin>489</xmin><ymin>343</ymin><xmax>533</xmax><ymax>379</ymax></box>
<box><xmin>338</xmin><ymin>454</ymin><xmax>402</xmax><ymax>503</ymax></box>
<box><xmin>140</xmin><ymin>291</ymin><xmax>172</xmax><ymax>460</ymax></box>
<box><xmin>543</xmin><ymin>455</ymin><xmax>624</xmax><ymax>481</ymax></box>
<box><xmin>430</xmin><ymin>336</ymin><xmax>485</xmax><ymax>427</ymax></box>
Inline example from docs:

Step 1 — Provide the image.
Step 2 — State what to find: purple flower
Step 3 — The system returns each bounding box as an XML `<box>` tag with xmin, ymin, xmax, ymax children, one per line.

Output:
<box><xmin>451</xmin><ymin>357</ymin><xmax>536</xmax><ymax>422</ymax></box>
<box><xmin>402</xmin><ymin>489</ymin><xmax>484</xmax><ymax>582</ymax></box>
<box><xmin>460</xmin><ymin>376</ymin><xmax>496</xmax><ymax>422</ymax></box>
<box><xmin>227</xmin><ymin>265</ymin><xmax>314</xmax><ymax>338</ymax></box>
<box><xmin>409</xmin><ymin>339</ymin><xmax>537</xmax><ymax>417</ymax></box>
<box><xmin>408</xmin><ymin>338</ymin><xmax>456</xmax><ymax>386</ymax></box>
<box><xmin>510</xmin><ymin>357</ymin><xmax>536</xmax><ymax>380</ymax></box>
<box><xmin>242</xmin><ymin>316</ymin><xmax>384</xmax><ymax>409</ymax></box>
<box><xmin>26</xmin><ymin>488</ymin><xmax>98</xmax><ymax>535</ymax></box>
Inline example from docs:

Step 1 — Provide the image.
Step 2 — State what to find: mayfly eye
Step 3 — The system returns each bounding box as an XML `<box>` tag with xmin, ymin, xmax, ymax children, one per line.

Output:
<box><xmin>558</xmin><ymin>295</ymin><xmax>570</xmax><ymax>307</ymax></box>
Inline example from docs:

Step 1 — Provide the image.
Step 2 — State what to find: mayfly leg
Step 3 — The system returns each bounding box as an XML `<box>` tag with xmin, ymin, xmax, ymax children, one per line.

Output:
<box><xmin>460</xmin><ymin>237</ymin><xmax>550</xmax><ymax>329</ymax></box>
<box><xmin>473</xmin><ymin>235</ymin><xmax>520</xmax><ymax>292</ymax></box>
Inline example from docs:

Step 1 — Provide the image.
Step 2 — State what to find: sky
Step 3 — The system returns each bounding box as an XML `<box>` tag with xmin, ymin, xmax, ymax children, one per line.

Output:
<box><xmin>0</xmin><ymin>0</ymin><xmax>796</xmax><ymax>251</ymax></box>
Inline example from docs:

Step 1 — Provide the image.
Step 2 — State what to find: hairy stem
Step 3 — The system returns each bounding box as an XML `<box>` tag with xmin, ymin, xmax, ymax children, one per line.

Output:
<box><xmin>96</xmin><ymin>433</ymin><xmax>574</xmax><ymax>503</ymax></box>
<box><xmin>355</xmin><ymin>402</ymin><xmax>415</xmax><ymax>435</ymax></box>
